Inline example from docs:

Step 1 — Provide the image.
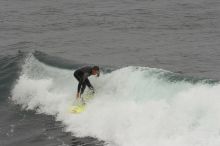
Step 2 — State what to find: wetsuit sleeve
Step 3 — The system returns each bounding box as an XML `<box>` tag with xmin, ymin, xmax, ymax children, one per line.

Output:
<box><xmin>85</xmin><ymin>79</ymin><xmax>93</xmax><ymax>89</ymax></box>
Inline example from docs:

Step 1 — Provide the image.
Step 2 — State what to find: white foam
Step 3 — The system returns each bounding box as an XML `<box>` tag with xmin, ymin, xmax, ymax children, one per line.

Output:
<box><xmin>11</xmin><ymin>55</ymin><xmax>220</xmax><ymax>146</ymax></box>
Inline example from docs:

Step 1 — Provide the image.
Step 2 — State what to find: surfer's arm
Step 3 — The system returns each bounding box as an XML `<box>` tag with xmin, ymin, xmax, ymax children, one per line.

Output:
<box><xmin>86</xmin><ymin>79</ymin><xmax>93</xmax><ymax>90</ymax></box>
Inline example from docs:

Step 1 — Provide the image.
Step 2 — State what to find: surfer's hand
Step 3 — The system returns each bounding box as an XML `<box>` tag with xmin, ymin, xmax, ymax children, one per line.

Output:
<box><xmin>91</xmin><ymin>88</ymin><xmax>95</xmax><ymax>94</ymax></box>
<box><xmin>89</xmin><ymin>86</ymin><xmax>94</xmax><ymax>90</ymax></box>
<box><xmin>89</xmin><ymin>86</ymin><xmax>95</xmax><ymax>94</ymax></box>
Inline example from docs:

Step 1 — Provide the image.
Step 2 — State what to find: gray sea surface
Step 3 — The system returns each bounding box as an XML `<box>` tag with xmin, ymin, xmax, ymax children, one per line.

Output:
<box><xmin>1</xmin><ymin>0</ymin><xmax>220</xmax><ymax>78</ymax></box>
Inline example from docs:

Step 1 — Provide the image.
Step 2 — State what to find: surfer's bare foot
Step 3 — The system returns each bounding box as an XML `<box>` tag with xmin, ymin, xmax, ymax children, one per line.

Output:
<box><xmin>76</xmin><ymin>92</ymin><xmax>80</xmax><ymax>98</ymax></box>
<box><xmin>81</xmin><ymin>98</ymin><xmax>85</xmax><ymax>105</ymax></box>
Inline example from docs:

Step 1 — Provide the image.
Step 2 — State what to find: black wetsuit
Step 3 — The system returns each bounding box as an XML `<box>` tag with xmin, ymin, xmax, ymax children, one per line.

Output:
<box><xmin>74</xmin><ymin>66</ymin><xmax>94</xmax><ymax>94</ymax></box>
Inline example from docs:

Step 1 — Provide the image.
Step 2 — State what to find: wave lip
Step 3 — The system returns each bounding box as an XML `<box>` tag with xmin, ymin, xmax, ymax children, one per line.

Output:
<box><xmin>11</xmin><ymin>55</ymin><xmax>220</xmax><ymax>146</ymax></box>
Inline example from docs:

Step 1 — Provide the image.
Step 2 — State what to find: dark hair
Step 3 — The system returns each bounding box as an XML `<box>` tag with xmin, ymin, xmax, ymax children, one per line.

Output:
<box><xmin>92</xmin><ymin>66</ymin><xmax>100</xmax><ymax>77</ymax></box>
<box><xmin>92</xmin><ymin>66</ymin><xmax>99</xmax><ymax>71</ymax></box>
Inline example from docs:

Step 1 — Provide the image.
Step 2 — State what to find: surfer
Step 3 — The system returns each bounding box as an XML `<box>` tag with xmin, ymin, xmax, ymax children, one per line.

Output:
<box><xmin>74</xmin><ymin>66</ymin><xmax>100</xmax><ymax>99</ymax></box>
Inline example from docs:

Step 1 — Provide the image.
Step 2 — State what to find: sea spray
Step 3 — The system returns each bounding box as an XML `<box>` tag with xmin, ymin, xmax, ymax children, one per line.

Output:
<box><xmin>11</xmin><ymin>55</ymin><xmax>220</xmax><ymax>146</ymax></box>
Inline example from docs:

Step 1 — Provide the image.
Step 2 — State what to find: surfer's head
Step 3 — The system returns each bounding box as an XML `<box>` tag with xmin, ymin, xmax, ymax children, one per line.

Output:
<box><xmin>92</xmin><ymin>66</ymin><xmax>100</xmax><ymax>77</ymax></box>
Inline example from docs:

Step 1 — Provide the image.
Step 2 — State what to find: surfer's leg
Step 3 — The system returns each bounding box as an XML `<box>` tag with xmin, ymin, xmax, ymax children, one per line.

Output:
<box><xmin>79</xmin><ymin>82</ymin><xmax>86</xmax><ymax>104</ymax></box>
<box><xmin>74</xmin><ymin>72</ymin><xmax>83</xmax><ymax>98</ymax></box>
<box><xmin>74</xmin><ymin>72</ymin><xmax>81</xmax><ymax>81</ymax></box>
<box><xmin>80</xmin><ymin>82</ymin><xmax>86</xmax><ymax>95</ymax></box>
<box><xmin>74</xmin><ymin>74</ymin><xmax>79</xmax><ymax>92</ymax></box>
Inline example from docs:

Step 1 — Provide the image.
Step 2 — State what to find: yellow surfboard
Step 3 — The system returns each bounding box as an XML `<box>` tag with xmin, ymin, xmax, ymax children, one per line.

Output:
<box><xmin>68</xmin><ymin>104</ymin><xmax>86</xmax><ymax>113</ymax></box>
<box><xmin>68</xmin><ymin>93</ymin><xmax>94</xmax><ymax>114</ymax></box>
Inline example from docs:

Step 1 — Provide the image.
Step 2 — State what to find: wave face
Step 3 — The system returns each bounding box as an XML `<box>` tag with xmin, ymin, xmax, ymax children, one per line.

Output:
<box><xmin>11</xmin><ymin>55</ymin><xmax>220</xmax><ymax>146</ymax></box>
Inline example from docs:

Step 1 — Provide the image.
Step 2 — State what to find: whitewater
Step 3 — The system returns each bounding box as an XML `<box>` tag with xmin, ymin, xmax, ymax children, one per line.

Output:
<box><xmin>10</xmin><ymin>55</ymin><xmax>220</xmax><ymax>146</ymax></box>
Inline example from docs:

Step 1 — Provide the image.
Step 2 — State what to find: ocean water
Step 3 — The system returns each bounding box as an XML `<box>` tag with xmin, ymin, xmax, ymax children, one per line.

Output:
<box><xmin>1</xmin><ymin>0</ymin><xmax>220</xmax><ymax>146</ymax></box>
